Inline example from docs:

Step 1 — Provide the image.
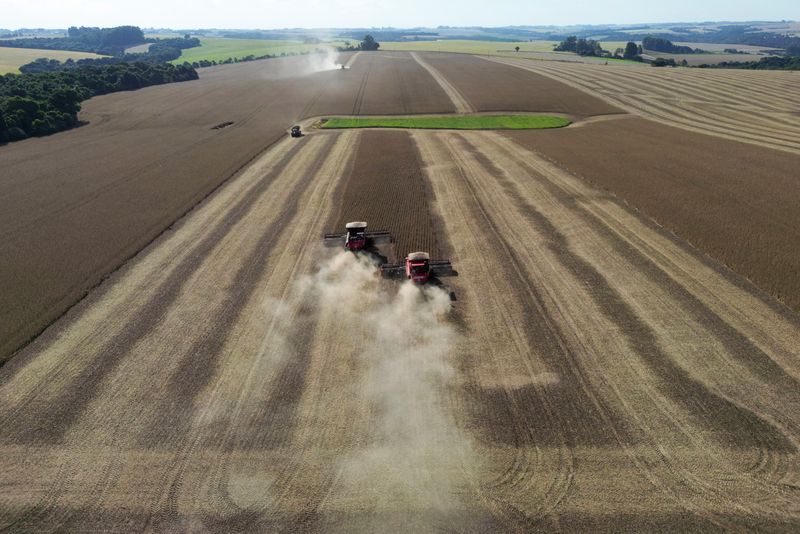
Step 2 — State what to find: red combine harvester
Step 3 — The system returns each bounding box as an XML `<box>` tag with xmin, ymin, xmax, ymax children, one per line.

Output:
<box><xmin>381</xmin><ymin>251</ymin><xmax>456</xmax><ymax>284</ymax></box>
<box><xmin>323</xmin><ymin>221</ymin><xmax>392</xmax><ymax>252</ymax></box>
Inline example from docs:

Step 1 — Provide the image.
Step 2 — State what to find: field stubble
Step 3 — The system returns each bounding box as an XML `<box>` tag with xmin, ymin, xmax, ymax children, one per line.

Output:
<box><xmin>491</xmin><ymin>56</ymin><xmax>800</xmax><ymax>154</ymax></box>
<box><xmin>0</xmin><ymin>50</ymin><xmax>799</xmax><ymax>531</ymax></box>
<box><xmin>0</xmin><ymin>51</ymin><xmax>454</xmax><ymax>363</ymax></box>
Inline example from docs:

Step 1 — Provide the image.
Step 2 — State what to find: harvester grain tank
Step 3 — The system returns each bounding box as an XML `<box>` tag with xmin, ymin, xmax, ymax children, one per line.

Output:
<box><xmin>381</xmin><ymin>251</ymin><xmax>456</xmax><ymax>284</ymax></box>
<box><xmin>323</xmin><ymin>221</ymin><xmax>392</xmax><ymax>252</ymax></box>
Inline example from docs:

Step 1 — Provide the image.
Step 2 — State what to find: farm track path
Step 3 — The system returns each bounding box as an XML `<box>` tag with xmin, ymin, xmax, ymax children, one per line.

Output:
<box><xmin>410</xmin><ymin>52</ymin><xmax>475</xmax><ymax>113</ymax></box>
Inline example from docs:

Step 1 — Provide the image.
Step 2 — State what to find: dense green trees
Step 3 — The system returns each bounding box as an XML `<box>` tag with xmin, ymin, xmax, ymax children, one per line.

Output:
<box><xmin>555</xmin><ymin>36</ymin><xmax>604</xmax><ymax>57</ymax></box>
<box><xmin>360</xmin><ymin>35</ymin><xmax>380</xmax><ymax>51</ymax></box>
<box><xmin>0</xmin><ymin>27</ymin><xmax>199</xmax><ymax>60</ymax></box>
<box><xmin>651</xmin><ymin>57</ymin><xmax>678</xmax><ymax>67</ymax></box>
<box><xmin>0</xmin><ymin>63</ymin><xmax>198</xmax><ymax>143</ymax></box>
<box><xmin>623</xmin><ymin>42</ymin><xmax>640</xmax><ymax>60</ymax></box>
<box><xmin>642</xmin><ymin>36</ymin><xmax>701</xmax><ymax>54</ymax></box>
<box><xmin>698</xmin><ymin>56</ymin><xmax>800</xmax><ymax>70</ymax></box>
<box><xmin>0</xmin><ymin>26</ymin><xmax>145</xmax><ymax>55</ymax></box>
<box><xmin>17</xmin><ymin>37</ymin><xmax>201</xmax><ymax>74</ymax></box>
<box><xmin>338</xmin><ymin>35</ymin><xmax>381</xmax><ymax>52</ymax></box>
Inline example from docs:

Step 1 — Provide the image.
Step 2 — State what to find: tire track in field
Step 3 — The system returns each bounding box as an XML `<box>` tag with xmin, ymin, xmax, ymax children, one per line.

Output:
<box><xmin>414</xmin><ymin>131</ymin><xmax>577</xmax><ymax>529</ymax></box>
<box><xmin>0</xmin><ymin>137</ymin><xmax>309</xmax><ymax>443</ymax></box>
<box><xmin>137</xmin><ymin>135</ymin><xmax>340</xmax><ymax>449</ymax></box>
<box><xmin>487</xmin><ymin>131</ymin><xmax>800</xmax><ymax>496</ymax></box>
<box><xmin>410</xmin><ymin>52</ymin><xmax>474</xmax><ymax>113</ymax></box>
<box><xmin>415</xmin><ymin>130</ymin><xmax>718</xmax><ymax>530</ymax></box>
<box><xmin>457</xmin><ymin>129</ymin><xmax>799</xmax><ymax>524</ymax></box>
<box><xmin>141</xmin><ymin>132</ymin><xmax>357</xmax><ymax>531</ymax></box>
<box><xmin>0</xmin><ymin>135</ymin><xmax>338</xmax><ymax>532</ymax></box>
<box><xmin>440</xmin><ymin>132</ymin><xmax>710</xmax><ymax>529</ymax></box>
<box><xmin>344</xmin><ymin>51</ymin><xmax>362</xmax><ymax>68</ymax></box>
<box><xmin>351</xmin><ymin>57</ymin><xmax>371</xmax><ymax>116</ymax></box>
<box><xmin>0</xmin><ymin>137</ymin><xmax>318</xmax><ymax>447</ymax></box>
<box><xmin>538</xmin><ymin>60</ymin><xmax>800</xmax><ymax>148</ymax></box>
<box><xmin>414</xmin><ymin>128</ymin><xmax>800</xmax><ymax>528</ymax></box>
<box><xmin>490</xmin><ymin>57</ymin><xmax>800</xmax><ymax>154</ymax></box>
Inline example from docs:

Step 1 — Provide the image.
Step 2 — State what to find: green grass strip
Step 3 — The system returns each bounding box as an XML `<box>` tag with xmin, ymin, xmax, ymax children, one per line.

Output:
<box><xmin>321</xmin><ymin>115</ymin><xmax>571</xmax><ymax>130</ymax></box>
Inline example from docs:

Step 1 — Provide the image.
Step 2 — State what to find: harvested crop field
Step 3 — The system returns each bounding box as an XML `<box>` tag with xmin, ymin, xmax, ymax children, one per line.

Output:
<box><xmin>491</xmin><ymin>56</ymin><xmax>800</xmax><ymax>153</ymax></box>
<box><xmin>1</xmin><ymin>50</ymin><xmax>800</xmax><ymax>532</ymax></box>
<box><xmin>0</xmin><ymin>47</ymin><xmax>106</xmax><ymax>74</ymax></box>
<box><xmin>506</xmin><ymin>117</ymin><xmax>800</xmax><ymax>312</ymax></box>
<box><xmin>328</xmin><ymin>130</ymin><xmax>443</xmax><ymax>260</ymax></box>
<box><xmin>0</xmin><ymin>51</ymin><xmax>454</xmax><ymax>362</ymax></box>
<box><xmin>419</xmin><ymin>52</ymin><xmax>623</xmax><ymax>116</ymax></box>
<box><xmin>1</xmin><ymin>126</ymin><xmax>798</xmax><ymax>531</ymax></box>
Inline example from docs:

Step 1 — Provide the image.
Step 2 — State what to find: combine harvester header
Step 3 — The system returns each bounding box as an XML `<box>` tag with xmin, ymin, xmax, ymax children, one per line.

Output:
<box><xmin>381</xmin><ymin>251</ymin><xmax>456</xmax><ymax>284</ymax></box>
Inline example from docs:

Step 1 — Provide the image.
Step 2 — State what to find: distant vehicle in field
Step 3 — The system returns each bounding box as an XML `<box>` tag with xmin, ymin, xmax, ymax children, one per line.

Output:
<box><xmin>323</xmin><ymin>221</ymin><xmax>392</xmax><ymax>252</ymax></box>
<box><xmin>381</xmin><ymin>251</ymin><xmax>456</xmax><ymax>284</ymax></box>
<box><xmin>290</xmin><ymin>125</ymin><xmax>302</xmax><ymax>137</ymax></box>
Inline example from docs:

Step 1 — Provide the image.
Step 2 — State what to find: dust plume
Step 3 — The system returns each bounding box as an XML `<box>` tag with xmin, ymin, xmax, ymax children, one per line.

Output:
<box><xmin>266</xmin><ymin>46</ymin><xmax>343</xmax><ymax>79</ymax></box>
<box><xmin>298</xmin><ymin>250</ymin><xmax>475</xmax><ymax>530</ymax></box>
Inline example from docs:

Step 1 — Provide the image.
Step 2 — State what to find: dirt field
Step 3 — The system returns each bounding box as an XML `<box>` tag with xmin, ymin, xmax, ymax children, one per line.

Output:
<box><xmin>328</xmin><ymin>130</ymin><xmax>444</xmax><ymax>260</ymax></box>
<box><xmin>0</xmin><ymin>51</ymin><xmax>454</xmax><ymax>362</ymax></box>
<box><xmin>0</xmin><ymin>47</ymin><xmax>105</xmax><ymax>74</ymax></box>
<box><xmin>490</xmin><ymin>56</ymin><xmax>800</xmax><ymax>154</ymax></box>
<box><xmin>1</xmin><ymin>50</ymin><xmax>800</xmax><ymax>531</ymax></box>
<box><xmin>1</xmin><ymin>127</ymin><xmax>798</xmax><ymax>531</ymax></box>
<box><xmin>419</xmin><ymin>53</ymin><xmax>623</xmax><ymax>116</ymax></box>
<box><xmin>506</xmin><ymin>117</ymin><xmax>800</xmax><ymax>313</ymax></box>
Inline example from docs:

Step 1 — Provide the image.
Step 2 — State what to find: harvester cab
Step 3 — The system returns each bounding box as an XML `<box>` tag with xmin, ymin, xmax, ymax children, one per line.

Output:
<box><xmin>323</xmin><ymin>221</ymin><xmax>392</xmax><ymax>252</ymax></box>
<box><xmin>381</xmin><ymin>252</ymin><xmax>456</xmax><ymax>284</ymax></box>
<box><xmin>344</xmin><ymin>221</ymin><xmax>367</xmax><ymax>251</ymax></box>
<box><xmin>290</xmin><ymin>125</ymin><xmax>302</xmax><ymax>138</ymax></box>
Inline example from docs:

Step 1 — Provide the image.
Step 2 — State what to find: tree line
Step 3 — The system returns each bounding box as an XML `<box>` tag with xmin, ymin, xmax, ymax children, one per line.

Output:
<box><xmin>0</xmin><ymin>62</ymin><xmax>198</xmax><ymax>143</ymax></box>
<box><xmin>0</xmin><ymin>26</ymin><xmax>200</xmax><ymax>60</ymax></box>
<box><xmin>337</xmin><ymin>35</ymin><xmax>380</xmax><ymax>52</ymax></box>
<box><xmin>18</xmin><ymin>37</ymin><xmax>201</xmax><ymax>73</ymax></box>
<box><xmin>554</xmin><ymin>36</ymin><xmax>605</xmax><ymax>57</ymax></box>
<box><xmin>698</xmin><ymin>55</ymin><xmax>800</xmax><ymax>70</ymax></box>
<box><xmin>642</xmin><ymin>36</ymin><xmax>703</xmax><ymax>54</ymax></box>
<box><xmin>0</xmin><ymin>26</ymin><xmax>145</xmax><ymax>56</ymax></box>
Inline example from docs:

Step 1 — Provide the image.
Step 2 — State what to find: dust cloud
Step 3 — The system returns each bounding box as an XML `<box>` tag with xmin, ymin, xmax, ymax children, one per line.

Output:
<box><xmin>266</xmin><ymin>46</ymin><xmax>343</xmax><ymax>79</ymax></box>
<box><xmin>298</xmin><ymin>251</ymin><xmax>476</xmax><ymax>530</ymax></box>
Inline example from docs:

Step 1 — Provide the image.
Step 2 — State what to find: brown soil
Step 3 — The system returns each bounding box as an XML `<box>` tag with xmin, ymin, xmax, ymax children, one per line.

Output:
<box><xmin>0</xmin><ymin>127</ymin><xmax>797</xmax><ymax>531</ymax></box>
<box><xmin>1</xmin><ymin>51</ymin><xmax>799</xmax><ymax>532</ymax></box>
<box><xmin>492</xmin><ymin>56</ymin><xmax>800</xmax><ymax>154</ymax></box>
<box><xmin>420</xmin><ymin>52</ymin><xmax>623</xmax><ymax>116</ymax></box>
<box><xmin>0</xmin><ymin>52</ymin><xmax>454</xmax><ymax>362</ymax></box>
<box><xmin>414</xmin><ymin>129</ymin><xmax>800</xmax><ymax>531</ymax></box>
<box><xmin>506</xmin><ymin>117</ymin><xmax>800</xmax><ymax>312</ymax></box>
<box><xmin>329</xmin><ymin>130</ymin><xmax>443</xmax><ymax>260</ymax></box>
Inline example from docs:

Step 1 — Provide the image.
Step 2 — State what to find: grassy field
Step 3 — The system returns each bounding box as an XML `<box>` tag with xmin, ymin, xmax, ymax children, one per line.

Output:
<box><xmin>172</xmin><ymin>37</ymin><xmax>345</xmax><ymax>64</ymax></box>
<box><xmin>0</xmin><ymin>47</ymin><xmax>105</xmax><ymax>74</ymax></box>
<box><xmin>322</xmin><ymin>114</ymin><xmax>571</xmax><ymax>130</ymax></box>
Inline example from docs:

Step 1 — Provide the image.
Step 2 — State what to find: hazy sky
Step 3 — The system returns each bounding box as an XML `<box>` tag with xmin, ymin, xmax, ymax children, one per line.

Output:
<box><xmin>2</xmin><ymin>0</ymin><xmax>797</xmax><ymax>29</ymax></box>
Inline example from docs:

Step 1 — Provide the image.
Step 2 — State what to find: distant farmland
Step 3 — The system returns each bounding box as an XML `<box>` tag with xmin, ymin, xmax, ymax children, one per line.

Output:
<box><xmin>380</xmin><ymin>39</ymin><xmax>561</xmax><ymax>55</ymax></box>
<box><xmin>381</xmin><ymin>39</ymin><xmax>773</xmax><ymax>65</ymax></box>
<box><xmin>0</xmin><ymin>47</ymin><xmax>105</xmax><ymax>74</ymax></box>
<box><xmin>171</xmin><ymin>37</ymin><xmax>345</xmax><ymax>64</ymax></box>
